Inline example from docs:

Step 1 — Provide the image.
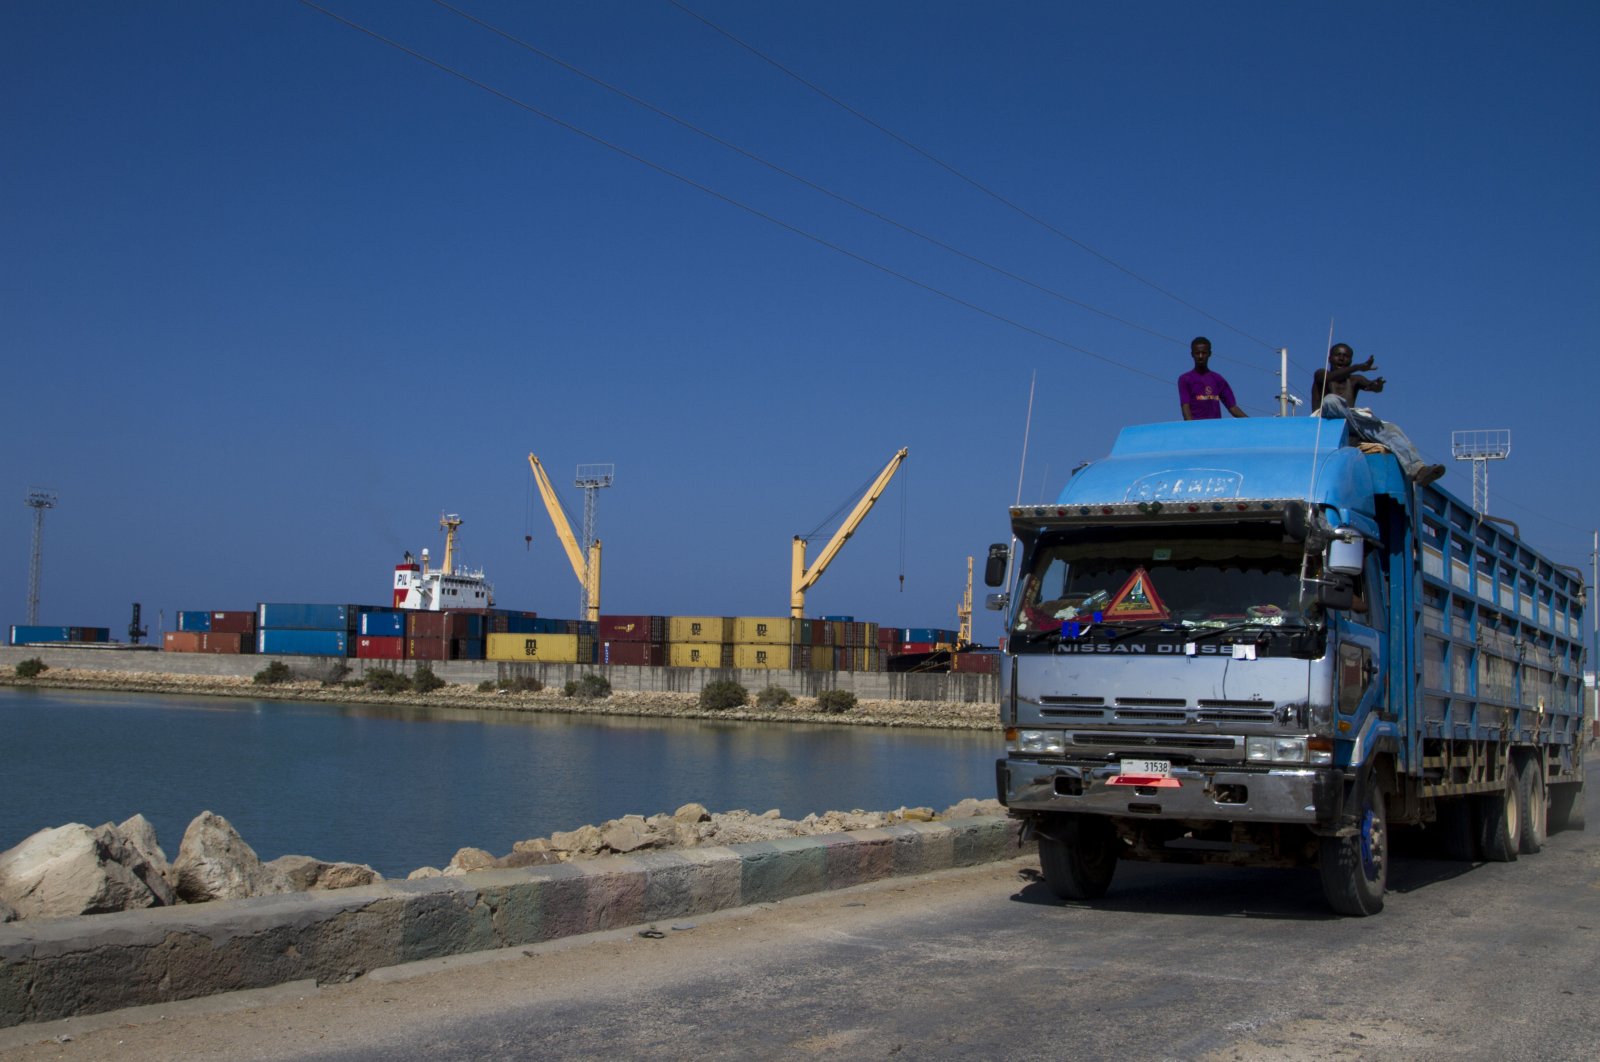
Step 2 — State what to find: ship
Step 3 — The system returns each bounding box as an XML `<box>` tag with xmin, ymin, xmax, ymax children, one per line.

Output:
<box><xmin>392</xmin><ymin>514</ymin><xmax>495</xmax><ymax>611</ymax></box>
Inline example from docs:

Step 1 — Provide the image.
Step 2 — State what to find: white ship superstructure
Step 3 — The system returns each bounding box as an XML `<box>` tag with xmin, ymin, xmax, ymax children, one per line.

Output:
<box><xmin>392</xmin><ymin>514</ymin><xmax>495</xmax><ymax>611</ymax></box>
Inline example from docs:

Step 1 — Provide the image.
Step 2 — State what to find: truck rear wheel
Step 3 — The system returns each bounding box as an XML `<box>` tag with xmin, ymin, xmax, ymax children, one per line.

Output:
<box><xmin>1476</xmin><ymin>761</ymin><xmax>1522</xmax><ymax>862</ymax></box>
<box><xmin>1037</xmin><ymin>816</ymin><xmax>1119</xmax><ymax>901</ymax></box>
<box><xmin>1320</xmin><ymin>775</ymin><xmax>1387</xmax><ymax>916</ymax></box>
<box><xmin>1517</xmin><ymin>759</ymin><xmax>1546</xmax><ymax>854</ymax></box>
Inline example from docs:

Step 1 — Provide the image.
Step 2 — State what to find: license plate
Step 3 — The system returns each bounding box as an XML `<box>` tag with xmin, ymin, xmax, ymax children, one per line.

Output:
<box><xmin>1118</xmin><ymin>758</ymin><xmax>1171</xmax><ymax>777</ymax></box>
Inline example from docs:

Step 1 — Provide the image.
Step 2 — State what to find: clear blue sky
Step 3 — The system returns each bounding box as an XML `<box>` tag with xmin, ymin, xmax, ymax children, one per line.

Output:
<box><xmin>4</xmin><ymin>2</ymin><xmax>1597</xmax><ymax>644</ymax></box>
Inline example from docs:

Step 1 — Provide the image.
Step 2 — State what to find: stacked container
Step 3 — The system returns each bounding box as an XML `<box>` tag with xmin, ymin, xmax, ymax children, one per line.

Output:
<box><xmin>356</xmin><ymin>610</ymin><xmax>408</xmax><ymax>660</ymax></box>
<box><xmin>407</xmin><ymin>610</ymin><xmax>485</xmax><ymax>661</ymax></box>
<box><xmin>9</xmin><ymin>626</ymin><xmax>110</xmax><ymax>646</ymax></box>
<box><xmin>257</xmin><ymin>603</ymin><xmax>358</xmax><ymax>657</ymax></box>
<box><xmin>600</xmin><ymin>614</ymin><xmax>666</xmax><ymax>666</ymax></box>
<box><xmin>668</xmin><ymin>616</ymin><xmax>734</xmax><ymax>668</ymax></box>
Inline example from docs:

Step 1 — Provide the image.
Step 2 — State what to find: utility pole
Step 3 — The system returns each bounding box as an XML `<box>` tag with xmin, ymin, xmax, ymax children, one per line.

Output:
<box><xmin>574</xmin><ymin>464</ymin><xmax>614</xmax><ymax>620</ymax></box>
<box><xmin>24</xmin><ymin>487</ymin><xmax>58</xmax><ymax>625</ymax></box>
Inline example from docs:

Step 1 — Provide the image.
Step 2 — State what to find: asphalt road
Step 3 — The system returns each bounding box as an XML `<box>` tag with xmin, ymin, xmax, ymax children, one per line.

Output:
<box><xmin>5</xmin><ymin>783</ymin><xmax>1598</xmax><ymax>1062</ymax></box>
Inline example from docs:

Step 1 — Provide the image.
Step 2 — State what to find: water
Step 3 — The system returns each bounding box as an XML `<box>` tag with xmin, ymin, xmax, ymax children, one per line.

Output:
<box><xmin>0</xmin><ymin>687</ymin><xmax>998</xmax><ymax>879</ymax></box>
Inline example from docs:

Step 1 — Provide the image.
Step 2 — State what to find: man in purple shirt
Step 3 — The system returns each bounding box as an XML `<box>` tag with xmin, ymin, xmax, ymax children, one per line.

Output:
<box><xmin>1178</xmin><ymin>337</ymin><xmax>1247</xmax><ymax>420</ymax></box>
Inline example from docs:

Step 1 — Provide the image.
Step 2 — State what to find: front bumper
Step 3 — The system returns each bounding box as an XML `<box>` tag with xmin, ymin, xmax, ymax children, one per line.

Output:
<box><xmin>998</xmin><ymin>756</ymin><xmax>1342</xmax><ymax>826</ymax></box>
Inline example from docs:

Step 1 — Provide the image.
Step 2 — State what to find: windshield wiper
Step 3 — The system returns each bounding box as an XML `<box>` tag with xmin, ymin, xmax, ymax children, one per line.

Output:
<box><xmin>1185</xmin><ymin>620</ymin><xmax>1302</xmax><ymax>643</ymax></box>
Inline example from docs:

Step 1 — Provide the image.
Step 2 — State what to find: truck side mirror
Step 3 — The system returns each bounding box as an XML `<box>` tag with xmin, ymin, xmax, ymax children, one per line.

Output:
<box><xmin>983</xmin><ymin>543</ymin><xmax>1010</xmax><ymax>587</ymax></box>
<box><xmin>1318</xmin><ymin>574</ymin><xmax>1355</xmax><ymax>610</ymax></box>
<box><xmin>1282</xmin><ymin>501</ymin><xmax>1308</xmax><ymax>542</ymax></box>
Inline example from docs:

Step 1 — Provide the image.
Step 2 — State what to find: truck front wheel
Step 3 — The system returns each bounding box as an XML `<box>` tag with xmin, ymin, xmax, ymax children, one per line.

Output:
<box><xmin>1037</xmin><ymin>815</ymin><xmax>1119</xmax><ymax>901</ymax></box>
<box><xmin>1320</xmin><ymin>775</ymin><xmax>1387</xmax><ymax>916</ymax></box>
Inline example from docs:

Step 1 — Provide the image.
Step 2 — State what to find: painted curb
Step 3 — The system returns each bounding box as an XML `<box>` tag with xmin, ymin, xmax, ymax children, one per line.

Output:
<box><xmin>0</xmin><ymin>816</ymin><xmax>1021</xmax><ymax>1027</ymax></box>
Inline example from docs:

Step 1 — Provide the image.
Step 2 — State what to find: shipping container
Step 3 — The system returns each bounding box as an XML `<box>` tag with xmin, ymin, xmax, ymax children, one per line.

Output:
<box><xmin>164</xmin><ymin>631</ymin><xmax>248</xmax><ymax>654</ymax></box>
<box><xmin>258</xmin><ymin>628</ymin><xmax>349</xmax><ymax>656</ymax></box>
<box><xmin>888</xmin><ymin>642</ymin><xmax>940</xmax><ymax>656</ymax></box>
<box><xmin>355</xmin><ymin>635</ymin><xmax>405</xmax><ymax>660</ymax></box>
<box><xmin>485</xmin><ymin>609</ymin><xmax>540</xmax><ymax>634</ymax></box>
<box><xmin>876</xmin><ymin>627</ymin><xmax>902</xmax><ymax>649</ymax></box>
<box><xmin>601</xmin><ymin>641</ymin><xmax>665</xmax><ymax>666</ymax></box>
<box><xmin>177</xmin><ymin>611</ymin><xmax>212</xmax><ymax>632</ymax></box>
<box><xmin>733</xmin><ymin>644</ymin><xmax>792</xmax><ymax>669</ymax></box>
<box><xmin>902</xmin><ymin>628</ymin><xmax>957</xmax><ymax>645</ymax></box>
<box><xmin>258</xmin><ymin>603</ymin><xmax>357</xmax><ymax>631</ymax></box>
<box><xmin>454</xmin><ymin>638</ymin><xmax>484</xmax><ymax>660</ymax></box>
<box><xmin>72</xmin><ymin>627</ymin><xmax>110</xmax><ymax>643</ymax></box>
<box><xmin>668</xmin><ymin>643</ymin><xmax>733</xmax><ymax>668</ymax></box>
<box><xmin>209</xmin><ymin>610</ymin><xmax>257</xmax><ymax>634</ymax></box>
<box><xmin>669</xmin><ymin>616</ymin><xmax>734</xmax><ymax>644</ymax></box>
<box><xmin>952</xmin><ymin>652</ymin><xmax>998</xmax><ymax>674</ymax></box>
<box><xmin>406</xmin><ymin>611</ymin><xmax>447</xmax><ymax>639</ymax></box>
<box><xmin>10</xmin><ymin>626</ymin><xmax>71</xmax><ymax>645</ymax></box>
<box><xmin>732</xmin><ymin>617</ymin><xmax>800</xmax><ymax>645</ymax></box>
<box><xmin>407</xmin><ymin>636</ymin><xmax>449</xmax><ymax>661</ymax></box>
<box><xmin>599</xmin><ymin>615</ymin><xmax>667</xmax><ymax>643</ymax></box>
<box><xmin>359</xmin><ymin>611</ymin><xmax>407</xmax><ymax>637</ymax></box>
<box><xmin>486</xmin><ymin>632</ymin><xmax>595</xmax><ymax>663</ymax></box>
<box><xmin>835</xmin><ymin>647</ymin><xmax>880</xmax><ymax>672</ymax></box>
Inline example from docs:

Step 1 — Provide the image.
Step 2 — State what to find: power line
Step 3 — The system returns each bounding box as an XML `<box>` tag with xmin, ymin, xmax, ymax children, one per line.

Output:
<box><xmin>296</xmin><ymin>0</ymin><xmax>1176</xmax><ymax>389</ymax></box>
<box><xmin>427</xmin><ymin>0</ymin><xmax>1189</xmax><ymax>351</ymax></box>
<box><xmin>667</xmin><ymin>0</ymin><xmax>1283</xmax><ymax>358</ymax></box>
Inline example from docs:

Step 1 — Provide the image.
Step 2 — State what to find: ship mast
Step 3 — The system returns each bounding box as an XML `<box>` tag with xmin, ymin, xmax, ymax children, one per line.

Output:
<box><xmin>439</xmin><ymin>513</ymin><xmax>462</xmax><ymax>576</ymax></box>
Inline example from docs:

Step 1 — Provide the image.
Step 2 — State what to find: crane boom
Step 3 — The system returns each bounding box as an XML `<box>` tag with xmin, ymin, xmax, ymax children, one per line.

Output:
<box><xmin>790</xmin><ymin>447</ymin><xmax>908</xmax><ymax>619</ymax></box>
<box><xmin>528</xmin><ymin>453</ymin><xmax>602</xmax><ymax>621</ymax></box>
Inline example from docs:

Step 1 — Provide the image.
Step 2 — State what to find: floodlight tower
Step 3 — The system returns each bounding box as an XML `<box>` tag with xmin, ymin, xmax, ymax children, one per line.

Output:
<box><xmin>24</xmin><ymin>487</ymin><xmax>58</xmax><ymax>625</ymax></box>
<box><xmin>1451</xmin><ymin>429</ymin><xmax>1510</xmax><ymax>514</ymax></box>
<box><xmin>574</xmin><ymin>464</ymin><xmax>614</xmax><ymax>618</ymax></box>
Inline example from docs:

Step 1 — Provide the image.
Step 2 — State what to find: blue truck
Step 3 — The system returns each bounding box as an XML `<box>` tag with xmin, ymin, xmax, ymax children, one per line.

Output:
<box><xmin>985</xmin><ymin>417</ymin><xmax>1587</xmax><ymax>915</ymax></box>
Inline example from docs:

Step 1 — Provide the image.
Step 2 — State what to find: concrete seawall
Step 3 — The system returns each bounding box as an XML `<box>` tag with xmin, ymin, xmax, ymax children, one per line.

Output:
<box><xmin>0</xmin><ymin>816</ymin><xmax>1022</xmax><ymax>1028</ymax></box>
<box><xmin>0</xmin><ymin>645</ymin><xmax>1002</xmax><ymax>704</ymax></box>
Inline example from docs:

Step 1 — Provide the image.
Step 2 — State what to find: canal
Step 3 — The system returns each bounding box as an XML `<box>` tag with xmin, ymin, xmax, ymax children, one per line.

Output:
<box><xmin>0</xmin><ymin>686</ymin><xmax>998</xmax><ymax>879</ymax></box>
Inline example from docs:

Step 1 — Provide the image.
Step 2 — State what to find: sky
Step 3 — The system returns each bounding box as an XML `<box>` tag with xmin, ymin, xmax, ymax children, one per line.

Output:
<box><xmin>3</xmin><ymin>1</ymin><xmax>1597</xmax><ymax>646</ymax></box>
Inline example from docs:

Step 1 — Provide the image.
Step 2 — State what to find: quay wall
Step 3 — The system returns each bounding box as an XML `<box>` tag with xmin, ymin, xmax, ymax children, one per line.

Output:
<box><xmin>0</xmin><ymin>816</ymin><xmax>1023</xmax><ymax>1028</ymax></box>
<box><xmin>0</xmin><ymin>645</ymin><xmax>1002</xmax><ymax>703</ymax></box>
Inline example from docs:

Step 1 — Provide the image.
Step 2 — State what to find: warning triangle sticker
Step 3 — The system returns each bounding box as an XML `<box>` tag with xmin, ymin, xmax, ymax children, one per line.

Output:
<box><xmin>1105</xmin><ymin>566</ymin><xmax>1169</xmax><ymax>620</ymax></box>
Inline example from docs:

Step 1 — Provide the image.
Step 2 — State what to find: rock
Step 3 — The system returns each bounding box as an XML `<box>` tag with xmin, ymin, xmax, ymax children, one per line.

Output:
<box><xmin>265</xmin><ymin>855</ymin><xmax>382</xmax><ymax>891</ymax></box>
<box><xmin>407</xmin><ymin>867</ymin><xmax>443</xmax><ymax>880</ymax></box>
<box><xmin>895</xmin><ymin>806</ymin><xmax>937</xmax><ymax>822</ymax></box>
<box><xmin>600</xmin><ymin>815</ymin><xmax>654</xmax><ymax>854</ymax></box>
<box><xmin>444</xmin><ymin>847</ymin><xmax>496</xmax><ymax>875</ymax></box>
<box><xmin>672</xmin><ymin>802</ymin><xmax>710</xmax><ymax>824</ymax></box>
<box><xmin>0</xmin><ymin>898</ymin><xmax>15</xmax><ymax>923</ymax></box>
<box><xmin>548</xmin><ymin>824</ymin><xmax>603</xmax><ymax>857</ymax></box>
<box><xmin>115</xmin><ymin>814</ymin><xmax>175</xmax><ymax>895</ymax></box>
<box><xmin>493</xmin><ymin>848</ymin><xmax>560</xmax><ymax>868</ymax></box>
<box><xmin>93</xmin><ymin>822</ymin><xmax>176</xmax><ymax>907</ymax></box>
<box><xmin>172</xmin><ymin>811</ymin><xmax>281</xmax><ymax>902</ymax></box>
<box><xmin>0</xmin><ymin>823</ymin><xmax>162</xmax><ymax>919</ymax></box>
<box><xmin>942</xmin><ymin>798</ymin><xmax>1003</xmax><ymax>819</ymax></box>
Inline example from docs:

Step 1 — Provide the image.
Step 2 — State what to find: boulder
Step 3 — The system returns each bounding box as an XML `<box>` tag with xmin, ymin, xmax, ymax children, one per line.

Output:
<box><xmin>115</xmin><ymin>814</ymin><xmax>175</xmax><ymax>896</ymax></box>
<box><xmin>407</xmin><ymin>867</ymin><xmax>443</xmax><ymax>880</ymax></box>
<box><xmin>0</xmin><ymin>898</ymin><xmax>15</xmax><ymax>923</ymax></box>
<box><xmin>943</xmin><ymin>798</ymin><xmax>1003</xmax><ymax>819</ymax></box>
<box><xmin>548</xmin><ymin>824</ymin><xmax>603</xmax><ymax>857</ymax></box>
<box><xmin>493</xmin><ymin>848</ymin><xmax>560</xmax><ymax>869</ymax></box>
<box><xmin>93</xmin><ymin>822</ymin><xmax>176</xmax><ymax>907</ymax></box>
<box><xmin>443</xmin><ymin>847</ymin><xmax>496</xmax><ymax>875</ymax></box>
<box><xmin>672</xmin><ymin>802</ymin><xmax>711</xmax><ymax>824</ymax></box>
<box><xmin>0</xmin><ymin>823</ymin><xmax>162</xmax><ymax>919</ymax></box>
<box><xmin>172</xmin><ymin>811</ymin><xmax>281</xmax><ymax>902</ymax></box>
<box><xmin>600</xmin><ymin>815</ymin><xmax>654</xmax><ymax>854</ymax></box>
<box><xmin>262</xmin><ymin>855</ymin><xmax>381</xmax><ymax>891</ymax></box>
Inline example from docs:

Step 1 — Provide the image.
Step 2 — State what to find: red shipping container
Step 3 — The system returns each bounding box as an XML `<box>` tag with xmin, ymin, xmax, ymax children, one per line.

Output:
<box><xmin>600</xmin><ymin>615</ymin><xmax>667</xmax><ymax>643</ymax></box>
<box><xmin>164</xmin><ymin>631</ymin><xmax>202</xmax><ymax>652</ymax></box>
<box><xmin>892</xmin><ymin>642</ymin><xmax>939</xmax><ymax>656</ymax></box>
<box><xmin>201</xmin><ymin>632</ymin><xmax>247</xmax><ymax>654</ymax></box>
<box><xmin>406</xmin><ymin>612</ymin><xmax>448</xmax><ymax>638</ymax></box>
<box><xmin>602</xmin><ymin>641</ymin><xmax>665</xmax><ymax>666</ymax></box>
<box><xmin>407</xmin><ymin>636</ymin><xmax>448</xmax><ymax>660</ymax></box>
<box><xmin>209</xmin><ymin>610</ymin><xmax>257</xmax><ymax>634</ymax></box>
<box><xmin>164</xmin><ymin>631</ymin><xmax>248</xmax><ymax>653</ymax></box>
<box><xmin>356</xmin><ymin>636</ymin><xmax>405</xmax><ymax>660</ymax></box>
<box><xmin>952</xmin><ymin>652</ymin><xmax>998</xmax><ymax>674</ymax></box>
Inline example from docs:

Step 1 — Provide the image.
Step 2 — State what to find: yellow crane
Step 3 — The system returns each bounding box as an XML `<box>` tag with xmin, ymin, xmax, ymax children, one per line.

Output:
<box><xmin>527</xmin><ymin>453</ymin><xmax>602</xmax><ymax>622</ymax></box>
<box><xmin>958</xmin><ymin>555</ymin><xmax>973</xmax><ymax>648</ymax></box>
<box><xmin>790</xmin><ymin>447</ymin><xmax>908</xmax><ymax>619</ymax></box>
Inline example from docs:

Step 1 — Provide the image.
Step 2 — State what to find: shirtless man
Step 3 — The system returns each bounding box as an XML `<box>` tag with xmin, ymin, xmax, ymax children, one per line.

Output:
<box><xmin>1314</xmin><ymin>342</ymin><xmax>1444</xmax><ymax>486</ymax></box>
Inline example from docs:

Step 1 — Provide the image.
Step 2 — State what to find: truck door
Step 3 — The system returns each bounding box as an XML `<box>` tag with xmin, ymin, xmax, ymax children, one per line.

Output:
<box><xmin>1335</xmin><ymin>548</ymin><xmax>1390</xmax><ymax>730</ymax></box>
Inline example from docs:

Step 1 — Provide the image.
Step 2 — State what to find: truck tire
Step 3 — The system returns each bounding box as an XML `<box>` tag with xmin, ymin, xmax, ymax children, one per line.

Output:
<box><xmin>1547</xmin><ymin>783</ymin><xmax>1585</xmax><ymax>833</ymax></box>
<box><xmin>1475</xmin><ymin>761</ymin><xmax>1522</xmax><ymax>862</ymax></box>
<box><xmin>1037</xmin><ymin>816</ymin><xmax>1119</xmax><ymax>901</ymax></box>
<box><xmin>1517</xmin><ymin>759</ymin><xmax>1546</xmax><ymax>854</ymax></box>
<box><xmin>1319</xmin><ymin>775</ymin><xmax>1387</xmax><ymax>916</ymax></box>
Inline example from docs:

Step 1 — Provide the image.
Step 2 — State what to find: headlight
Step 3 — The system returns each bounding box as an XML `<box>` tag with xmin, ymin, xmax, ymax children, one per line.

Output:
<box><xmin>1246</xmin><ymin>736</ymin><xmax>1307</xmax><ymax>763</ymax></box>
<box><xmin>1010</xmin><ymin>729</ymin><xmax>1065</xmax><ymax>754</ymax></box>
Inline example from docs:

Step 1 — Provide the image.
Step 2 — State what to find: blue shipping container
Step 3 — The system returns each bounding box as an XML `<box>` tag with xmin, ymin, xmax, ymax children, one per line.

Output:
<box><xmin>359</xmin><ymin>611</ymin><xmax>407</xmax><ymax>637</ymax></box>
<box><xmin>258</xmin><ymin>603</ymin><xmax>356</xmax><ymax>631</ymax></box>
<box><xmin>821</xmin><ymin>615</ymin><xmax>856</xmax><ymax>623</ymax></box>
<box><xmin>903</xmin><ymin>628</ymin><xmax>956</xmax><ymax>643</ymax></box>
<box><xmin>454</xmin><ymin>639</ymin><xmax>484</xmax><ymax>660</ymax></box>
<box><xmin>10</xmin><ymin>626</ymin><xmax>72</xmax><ymax>646</ymax></box>
<box><xmin>258</xmin><ymin>628</ymin><xmax>350</xmax><ymax>656</ymax></box>
<box><xmin>177</xmin><ymin>611</ymin><xmax>212</xmax><ymax>632</ymax></box>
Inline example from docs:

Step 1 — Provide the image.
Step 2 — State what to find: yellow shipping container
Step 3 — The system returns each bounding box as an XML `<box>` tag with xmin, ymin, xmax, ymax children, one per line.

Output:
<box><xmin>733</xmin><ymin>644</ymin><xmax>792</xmax><ymax>669</ymax></box>
<box><xmin>668</xmin><ymin>616</ymin><xmax>734</xmax><ymax>644</ymax></box>
<box><xmin>732</xmin><ymin>617</ymin><xmax>799</xmax><ymax>645</ymax></box>
<box><xmin>486</xmin><ymin>632</ymin><xmax>592</xmax><ymax>663</ymax></box>
<box><xmin>668</xmin><ymin>643</ymin><xmax>732</xmax><ymax>668</ymax></box>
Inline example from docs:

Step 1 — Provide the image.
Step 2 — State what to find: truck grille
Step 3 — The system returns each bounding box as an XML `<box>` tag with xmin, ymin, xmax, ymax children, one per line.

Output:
<box><xmin>1070</xmin><ymin>733</ymin><xmax>1239</xmax><ymax>751</ymax></box>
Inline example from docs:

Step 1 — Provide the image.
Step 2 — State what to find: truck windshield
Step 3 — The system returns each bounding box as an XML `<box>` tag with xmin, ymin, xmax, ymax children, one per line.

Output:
<box><xmin>1011</xmin><ymin>524</ymin><xmax>1307</xmax><ymax>634</ymax></box>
